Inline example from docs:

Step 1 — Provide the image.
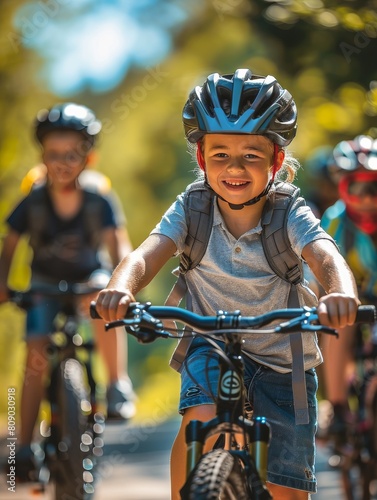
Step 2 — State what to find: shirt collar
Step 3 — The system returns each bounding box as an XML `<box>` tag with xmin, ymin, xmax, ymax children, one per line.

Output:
<box><xmin>212</xmin><ymin>196</ymin><xmax>263</xmax><ymax>235</ymax></box>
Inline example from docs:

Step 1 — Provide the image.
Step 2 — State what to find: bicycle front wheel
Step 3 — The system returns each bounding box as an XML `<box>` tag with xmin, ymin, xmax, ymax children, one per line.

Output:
<box><xmin>51</xmin><ymin>358</ymin><xmax>92</xmax><ymax>500</ymax></box>
<box><xmin>184</xmin><ymin>449</ymin><xmax>250</xmax><ymax>500</ymax></box>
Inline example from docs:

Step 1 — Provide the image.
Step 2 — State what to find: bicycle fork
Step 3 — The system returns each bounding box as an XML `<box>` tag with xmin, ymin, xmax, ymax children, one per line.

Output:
<box><xmin>184</xmin><ymin>340</ymin><xmax>271</xmax><ymax>484</ymax></box>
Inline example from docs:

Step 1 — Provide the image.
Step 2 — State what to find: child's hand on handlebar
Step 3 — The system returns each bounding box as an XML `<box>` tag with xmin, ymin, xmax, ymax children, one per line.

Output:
<box><xmin>317</xmin><ymin>293</ymin><xmax>360</xmax><ymax>329</ymax></box>
<box><xmin>95</xmin><ymin>288</ymin><xmax>136</xmax><ymax>322</ymax></box>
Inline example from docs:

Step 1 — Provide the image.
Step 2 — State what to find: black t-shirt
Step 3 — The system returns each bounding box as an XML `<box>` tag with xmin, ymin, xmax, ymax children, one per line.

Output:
<box><xmin>7</xmin><ymin>186</ymin><xmax>118</xmax><ymax>282</ymax></box>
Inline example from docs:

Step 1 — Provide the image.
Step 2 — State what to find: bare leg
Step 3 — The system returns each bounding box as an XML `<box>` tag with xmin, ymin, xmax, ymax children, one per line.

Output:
<box><xmin>170</xmin><ymin>404</ymin><xmax>217</xmax><ymax>500</ymax></box>
<box><xmin>91</xmin><ymin>317</ymin><xmax>135</xmax><ymax>419</ymax></box>
<box><xmin>92</xmin><ymin>319</ymin><xmax>127</xmax><ymax>382</ymax></box>
<box><xmin>79</xmin><ymin>293</ymin><xmax>129</xmax><ymax>382</ymax></box>
<box><xmin>267</xmin><ymin>483</ymin><xmax>311</xmax><ymax>499</ymax></box>
<box><xmin>322</xmin><ymin>324</ymin><xmax>356</xmax><ymax>405</ymax></box>
<box><xmin>20</xmin><ymin>337</ymin><xmax>49</xmax><ymax>445</ymax></box>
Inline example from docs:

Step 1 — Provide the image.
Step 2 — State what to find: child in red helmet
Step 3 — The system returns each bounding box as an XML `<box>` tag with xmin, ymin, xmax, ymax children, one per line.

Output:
<box><xmin>321</xmin><ymin>135</ymin><xmax>377</xmax><ymax>444</ymax></box>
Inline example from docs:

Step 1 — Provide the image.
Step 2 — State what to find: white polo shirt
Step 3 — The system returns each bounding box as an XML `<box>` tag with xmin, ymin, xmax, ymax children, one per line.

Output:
<box><xmin>152</xmin><ymin>183</ymin><xmax>336</xmax><ymax>373</ymax></box>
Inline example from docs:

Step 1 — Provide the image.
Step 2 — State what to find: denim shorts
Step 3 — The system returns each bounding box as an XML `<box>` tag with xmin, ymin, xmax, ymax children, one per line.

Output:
<box><xmin>26</xmin><ymin>295</ymin><xmax>63</xmax><ymax>338</ymax></box>
<box><xmin>179</xmin><ymin>337</ymin><xmax>318</xmax><ymax>493</ymax></box>
<box><xmin>25</xmin><ymin>270</ymin><xmax>111</xmax><ymax>338</ymax></box>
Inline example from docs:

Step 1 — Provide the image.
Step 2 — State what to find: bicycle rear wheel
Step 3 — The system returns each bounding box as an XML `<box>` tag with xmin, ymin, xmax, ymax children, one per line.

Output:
<box><xmin>49</xmin><ymin>358</ymin><xmax>93</xmax><ymax>500</ymax></box>
<box><xmin>183</xmin><ymin>449</ymin><xmax>250</xmax><ymax>499</ymax></box>
<box><xmin>361</xmin><ymin>389</ymin><xmax>377</xmax><ymax>499</ymax></box>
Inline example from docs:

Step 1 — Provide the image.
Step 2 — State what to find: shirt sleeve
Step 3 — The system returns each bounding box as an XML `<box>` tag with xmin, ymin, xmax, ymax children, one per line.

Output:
<box><xmin>288</xmin><ymin>195</ymin><xmax>337</xmax><ymax>257</ymax></box>
<box><xmin>6</xmin><ymin>196</ymin><xmax>30</xmax><ymax>235</ymax></box>
<box><xmin>102</xmin><ymin>191</ymin><xmax>126</xmax><ymax>227</ymax></box>
<box><xmin>100</xmin><ymin>195</ymin><xmax>119</xmax><ymax>229</ymax></box>
<box><xmin>150</xmin><ymin>192</ymin><xmax>188</xmax><ymax>255</ymax></box>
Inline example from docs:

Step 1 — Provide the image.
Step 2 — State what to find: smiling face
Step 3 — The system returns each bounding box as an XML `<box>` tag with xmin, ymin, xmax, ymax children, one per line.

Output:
<box><xmin>202</xmin><ymin>134</ymin><xmax>283</xmax><ymax>209</ymax></box>
<box><xmin>41</xmin><ymin>131</ymin><xmax>90</xmax><ymax>190</ymax></box>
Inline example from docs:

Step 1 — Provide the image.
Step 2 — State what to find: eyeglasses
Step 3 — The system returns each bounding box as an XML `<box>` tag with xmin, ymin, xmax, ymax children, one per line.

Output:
<box><xmin>339</xmin><ymin>171</ymin><xmax>377</xmax><ymax>202</ymax></box>
<box><xmin>43</xmin><ymin>151</ymin><xmax>86</xmax><ymax>167</ymax></box>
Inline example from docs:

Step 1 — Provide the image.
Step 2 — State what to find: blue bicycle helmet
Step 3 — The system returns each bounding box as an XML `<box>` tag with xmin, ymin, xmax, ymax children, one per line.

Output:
<box><xmin>183</xmin><ymin>69</ymin><xmax>297</xmax><ymax>146</ymax></box>
<box><xmin>35</xmin><ymin>103</ymin><xmax>102</xmax><ymax>145</ymax></box>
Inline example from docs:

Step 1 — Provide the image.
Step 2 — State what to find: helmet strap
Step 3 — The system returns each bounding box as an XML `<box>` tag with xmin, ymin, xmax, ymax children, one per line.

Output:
<box><xmin>196</xmin><ymin>141</ymin><xmax>206</xmax><ymax>171</ymax></box>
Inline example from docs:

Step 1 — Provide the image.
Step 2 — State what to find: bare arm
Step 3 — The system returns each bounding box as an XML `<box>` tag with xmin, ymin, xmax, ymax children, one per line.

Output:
<box><xmin>302</xmin><ymin>238</ymin><xmax>360</xmax><ymax>328</ymax></box>
<box><xmin>102</xmin><ymin>226</ymin><xmax>133</xmax><ymax>266</ymax></box>
<box><xmin>96</xmin><ymin>233</ymin><xmax>177</xmax><ymax>321</ymax></box>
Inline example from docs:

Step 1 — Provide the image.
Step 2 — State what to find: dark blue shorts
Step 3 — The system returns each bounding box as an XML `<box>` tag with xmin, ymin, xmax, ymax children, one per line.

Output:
<box><xmin>179</xmin><ymin>337</ymin><xmax>318</xmax><ymax>493</ymax></box>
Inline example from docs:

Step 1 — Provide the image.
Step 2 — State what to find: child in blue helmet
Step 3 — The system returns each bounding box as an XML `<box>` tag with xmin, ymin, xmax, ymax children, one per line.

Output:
<box><xmin>95</xmin><ymin>70</ymin><xmax>359</xmax><ymax>499</ymax></box>
<box><xmin>0</xmin><ymin>103</ymin><xmax>136</xmax><ymax>479</ymax></box>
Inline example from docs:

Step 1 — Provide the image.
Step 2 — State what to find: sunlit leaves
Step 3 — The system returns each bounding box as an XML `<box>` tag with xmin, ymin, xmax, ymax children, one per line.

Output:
<box><xmin>261</xmin><ymin>0</ymin><xmax>377</xmax><ymax>36</ymax></box>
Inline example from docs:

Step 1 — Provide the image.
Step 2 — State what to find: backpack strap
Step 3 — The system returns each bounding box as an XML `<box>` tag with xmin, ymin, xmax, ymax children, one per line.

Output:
<box><xmin>166</xmin><ymin>180</ymin><xmax>214</xmax><ymax>306</ymax></box>
<box><xmin>27</xmin><ymin>186</ymin><xmax>50</xmax><ymax>249</ymax></box>
<box><xmin>262</xmin><ymin>182</ymin><xmax>308</xmax><ymax>425</ymax></box>
<box><xmin>82</xmin><ymin>190</ymin><xmax>104</xmax><ymax>247</ymax></box>
<box><xmin>344</xmin><ymin>222</ymin><xmax>355</xmax><ymax>256</ymax></box>
<box><xmin>179</xmin><ymin>180</ymin><xmax>215</xmax><ymax>274</ymax></box>
<box><xmin>167</xmin><ymin>181</ymin><xmax>214</xmax><ymax>371</ymax></box>
<box><xmin>261</xmin><ymin>182</ymin><xmax>303</xmax><ymax>288</ymax></box>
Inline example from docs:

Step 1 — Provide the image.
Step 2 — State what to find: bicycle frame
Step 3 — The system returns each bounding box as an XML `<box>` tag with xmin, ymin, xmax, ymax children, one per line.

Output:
<box><xmin>48</xmin><ymin>297</ymin><xmax>98</xmax><ymax>406</ymax></box>
<box><xmin>90</xmin><ymin>301</ymin><xmax>376</xmax><ymax>499</ymax></box>
<box><xmin>329</xmin><ymin>322</ymin><xmax>377</xmax><ymax>500</ymax></box>
<box><xmin>10</xmin><ymin>284</ymin><xmax>105</xmax><ymax>499</ymax></box>
<box><xmin>184</xmin><ymin>333</ymin><xmax>270</xmax><ymax>487</ymax></box>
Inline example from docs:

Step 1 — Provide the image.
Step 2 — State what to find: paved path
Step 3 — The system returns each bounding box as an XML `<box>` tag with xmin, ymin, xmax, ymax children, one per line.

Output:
<box><xmin>0</xmin><ymin>419</ymin><xmax>344</xmax><ymax>499</ymax></box>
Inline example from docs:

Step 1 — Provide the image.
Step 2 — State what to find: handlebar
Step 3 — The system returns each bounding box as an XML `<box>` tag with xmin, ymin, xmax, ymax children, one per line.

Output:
<box><xmin>6</xmin><ymin>280</ymin><xmax>106</xmax><ymax>310</ymax></box>
<box><xmin>90</xmin><ymin>301</ymin><xmax>376</xmax><ymax>344</ymax></box>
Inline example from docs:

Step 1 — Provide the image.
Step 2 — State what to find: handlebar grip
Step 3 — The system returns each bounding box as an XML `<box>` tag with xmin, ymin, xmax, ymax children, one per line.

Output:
<box><xmin>356</xmin><ymin>305</ymin><xmax>376</xmax><ymax>324</ymax></box>
<box><xmin>90</xmin><ymin>301</ymin><xmax>102</xmax><ymax>319</ymax></box>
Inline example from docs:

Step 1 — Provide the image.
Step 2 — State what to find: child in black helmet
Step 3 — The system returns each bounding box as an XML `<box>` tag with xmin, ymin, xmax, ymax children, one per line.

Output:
<box><xmin>0</xmin><ymin>103</ymin><xmax>136</xmax><ymax>479</ymax></box>
<box><xmin>95</xmin><ymin>70</ymin><xmax>359</xmax><ymax>499</ymax></box>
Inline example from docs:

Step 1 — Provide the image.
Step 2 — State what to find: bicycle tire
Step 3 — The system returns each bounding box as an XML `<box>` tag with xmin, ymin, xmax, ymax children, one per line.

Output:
<box><xmin>51</xmin><ymin>358</ymin><xmax>93</xmax><ymax>500</ymax></box>
<box><xmin>359</xmin><ymin>389</ymin><xmax>377</xmax><ymax>500</ymax></box>
<box><xmin>184</xmin><ymin>449</ymin><xmax>250</xmax><ymax>500</ymax></box>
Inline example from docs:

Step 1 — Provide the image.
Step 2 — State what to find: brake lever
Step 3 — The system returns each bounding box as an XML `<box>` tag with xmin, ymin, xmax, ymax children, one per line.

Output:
<box><xmin>104</xmin><ymin>318</ymin><xmax>141</xmax><ymax>330</ymax></box>
<box><xmin>275</xmin><ymin>312</ymin><xmax>339</xmax><ymax>337</ymax></box>
<box><xmin>104</xmin><ymin>308</ymin><xmax>171</xmax><ymax>343</ymax></box>
<box><xmin>300</xmin><ymin>324</ymin><xmax>338</xmax><ymax>337</ymax></box>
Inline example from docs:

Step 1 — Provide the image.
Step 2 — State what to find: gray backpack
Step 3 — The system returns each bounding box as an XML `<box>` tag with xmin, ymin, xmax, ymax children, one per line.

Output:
<box><xmin>167</xmin><ymin>180</ymin><xmax>310</xmax><ymax>425</ymax></box>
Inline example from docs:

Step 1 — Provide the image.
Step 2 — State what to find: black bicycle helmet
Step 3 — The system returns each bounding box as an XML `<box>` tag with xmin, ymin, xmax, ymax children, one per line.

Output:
<box><xmin>182</xmin><ymin>69</ymin><xmax>297</xmax><ymax>147</ymax></box>
<box><xmin>332</xmin><ymin>135</ymin><xmax>377</xmax><ymax>172</ymax></box>
<box><xmin>35</xmin><ymin>103</ymin><xmax>102</xmax><ymax>146</ymax></box>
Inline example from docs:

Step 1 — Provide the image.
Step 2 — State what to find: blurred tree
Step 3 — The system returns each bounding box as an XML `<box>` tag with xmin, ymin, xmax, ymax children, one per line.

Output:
<box><xmin>244</xmin><ymin>0</ymin><xmax>377</xmax><ymax>195</ymax></box>
<box><xmin>0</xmin><ymin>0</ymin><xmax>60</xmax><ymax>277</ymax></box>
